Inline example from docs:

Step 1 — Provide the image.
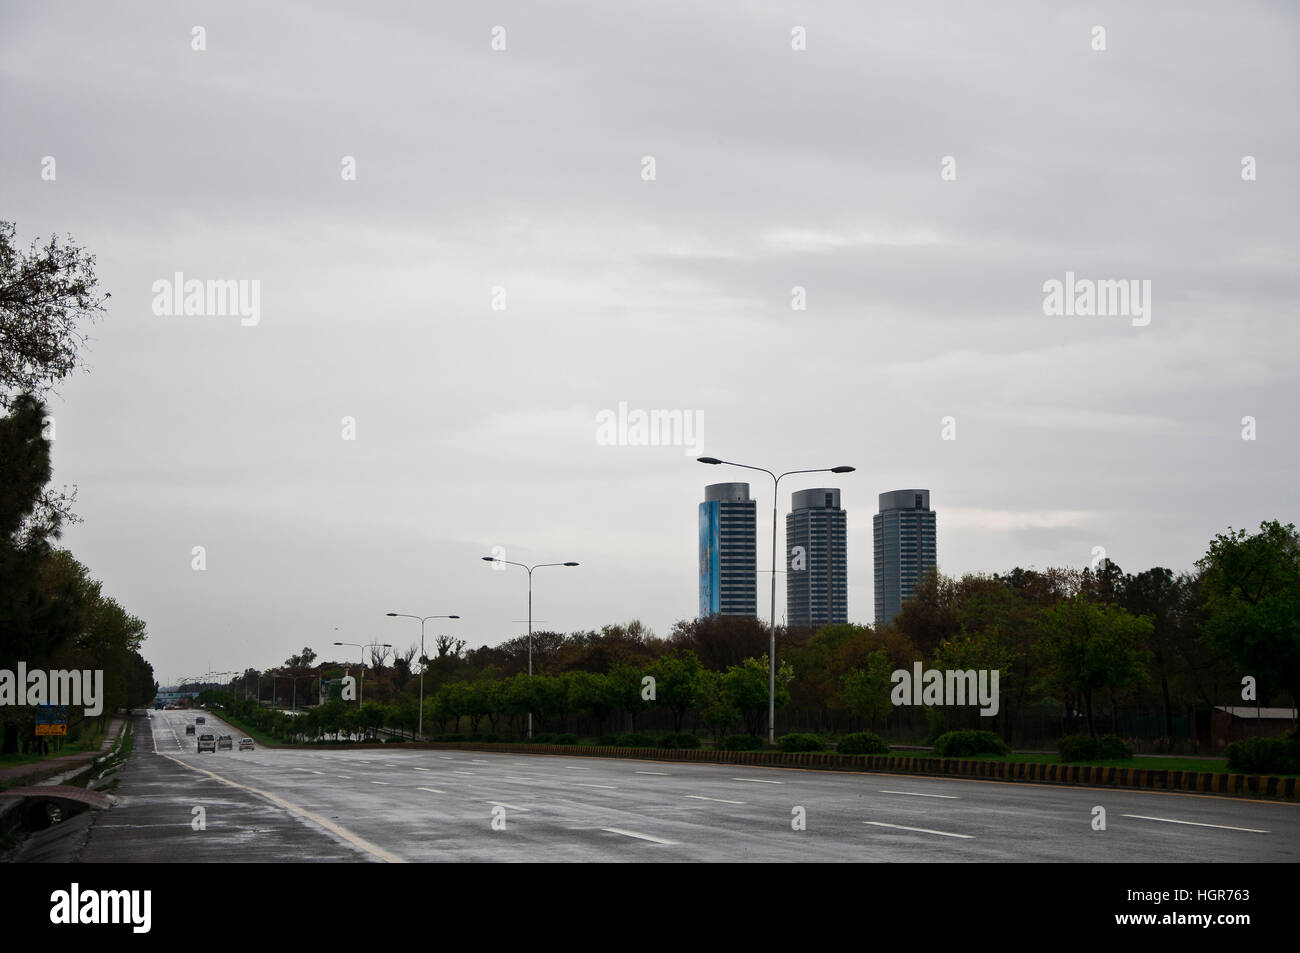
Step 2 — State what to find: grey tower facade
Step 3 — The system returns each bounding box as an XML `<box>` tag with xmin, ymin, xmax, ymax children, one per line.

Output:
<box><xmin>699</xmin><ymin>483</ymin><xmax>757</xmax><ymax>618</ymax></box>
<box><xmin>873</xmin><ymin>489</ymin><xmax>937</xmax><ymax>627</ymax></box>
<box><xmin>786</xmin><ymin>488</ymin><xmax>848</xmax><ymax>627</ymax></box>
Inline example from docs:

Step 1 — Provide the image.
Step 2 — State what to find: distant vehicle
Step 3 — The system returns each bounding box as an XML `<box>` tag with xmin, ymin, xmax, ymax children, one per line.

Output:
<box><xmin>197</xmin><ymin>734</ymin><xmax>216</xmax><ymax>753</ymax></box>
<box><xmin>217</xmin><ymin>735</ymin><xmax>233</xmax><ymax>751</ymax></box>
<box><xmin>195</xmin><ymin>716</ymin><xmax>206</xmax><ymax>725</ymax></box>
<box><xmin>238</xmin><ymin>738</ymin><xmax>254</xmax><ymax>751</ymax></box>
<box><xmin>185</xmin><ymin>724</ymin><xmax>196</xmax><ymax>735</ymax></box>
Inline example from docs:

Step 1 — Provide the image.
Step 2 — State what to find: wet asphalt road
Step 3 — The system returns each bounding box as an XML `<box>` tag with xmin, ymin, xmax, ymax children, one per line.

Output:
<box><xmin>71</xmin><ymin>710</ymin><xmax>1300</xmax><ymax>862</ymax></box>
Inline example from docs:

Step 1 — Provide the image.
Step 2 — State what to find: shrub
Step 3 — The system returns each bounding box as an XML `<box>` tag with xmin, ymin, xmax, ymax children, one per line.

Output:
<box><xmin>597</xmin><ymin>734</ymin><xmax>621</xmax><ymax>746</ymax></box>
<box><xmin>384</xmin><ymin>736</ymin><xmax>407</xmax><ymax>743</ymax></box>
<box><xmin>1226</xmin><ymin>736</ymin><xmax>1300</xmax><ymax>775</ymax></box>
<box><xmin>778</xmin><ymin>733</ymin><xmax>826</xmax><ymax>752</ymax></box>
<box><xmin>933</xmin><ymin>729</ymin><xmax>1010</xmax><ymax>758</ymax></box>
<box><xmin>1057</xmin><ymin>734</ymin><xmax>1134</xmax><ymax>762</ymax></box>
<box><xmin>658</xmin><ymin>732</ymin><xmax>702</xmax><ymax>749</ymax></box>
<box><xmin>551</xmin><ymin>733</ymin><xmax>579</xmax><ymax>745</ymax></box>
<box><xmin>437</xmin><ymin>733</ymin><xmax>466</xmax><ymax>743</ymax></box>
<box><xmin>619</xmin><ymin>733</ymin><xmax>656</xmax><ymax>748</ymax></box>
<box><xmin>836</xmin><ymin>732</ymin><xmax>890</xmax><ymax>755</ymax></box>
<box><xmin>526</xmin><ymin>733</ymin><xmax>556</xmax><ymax>744</ymax></box>
<box><xmin>721</xmin><ymin>734</ymin><xmax>764</xmax><ymax>750</ymax></box>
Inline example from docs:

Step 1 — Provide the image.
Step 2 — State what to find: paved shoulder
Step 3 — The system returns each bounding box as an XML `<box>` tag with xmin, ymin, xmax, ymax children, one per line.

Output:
<box><xmin>74</xmin><ymin>713</ymin><xmax>378</xmax><ymax>863</ymax></box>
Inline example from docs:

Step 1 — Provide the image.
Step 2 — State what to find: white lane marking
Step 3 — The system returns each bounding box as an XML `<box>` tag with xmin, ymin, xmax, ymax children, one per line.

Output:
<box><xmin>499</xmin><ymin>776</ymin><xmax>536</xmax><ymax>782</ymax></box>
<box><xmin>310</xmin><ymin>771</ymin><xmax>326</xmax><ymax>775</ymax></box>
<box><xmin>452</xmin><ymin>770</ymin><xmax>477</xmax><ymax>775</ymax></box>
<box><xmin>293</xmin><ymin>768</ymin><xmax>312</xmax><ymax>772</ymax></box>
<box><xmin>733</xmin><ymin>778</ymin><xmax>783</xmax><ymax>784</ymax></box>
<box><xmin>412</xmin><ymin>767</ymin><xmax>432</xmax><ymax>772</ymax></box>
<box><xmin>864</xmin><ymin>821</ymin><xmax>973</xmax><ymax>839</ymax></box>
<box><xmin>602</xmin><ymin>827</ymin><xmax>678</xmax><ymax>845</ymax></box>
<box><xmin>370</xmin><ymin>781</ymin><xmax>389</xmax><ymax>785</ymax></box>
<box><xmin>487</xmin><ymin>801</ymin><xmax>530</xmax><ymax>812</ymax></box>
<box><xmin>636</xmin><ymin>771</ymin><xmax>670</xmax><ymax>776</ymax></box>
<box><xmin>1121</xmin><ymin>814</ymin><xmax>1269</xmax><ymax>833</ymax></box>
<box><xmin>383</xmin><ymin>763</ymin><xmax>398</xmax><ymax>767</ymax></box>
<box><xmin>683</xmin><ymin>795</ymin><xmax>745</xmax><ymax>805</ymax></box>
<box><xmin>471</xmin><ymin>760</ymin><xmax>493</xmax><ymax>764</ymax></box>
<box><xmin>564</xmin><ymin>765</ymin><xmax>590</xmax><ymax>770</ymax></box>
<box><xmin>416</xmin><ymin>787</ymin><xmax>445</xmax><ymax>794</ymax></box>
<box><xmin>439</xmin><ymin>757</ymin><xmax>457</xmax><ymax>761</ymax></box>
<box><xmin>337</xmin><ymin>775</ymin><xmax>353</xmax><ymax>780</ymax></box>
<box><xmin>155</xmin><ymin>752</ymin><xmax>404</xmax><ymax>863</ymax></box>
<box><xmin>357</xmin><ymin>760</ymin><xmax>373</xmax><ymax>763</ymax></box>
<box><xmin>879</xmin><ymin>790</ymin><xmax>959</xmax><ymax>799</ymax></box>
<box><xmin>575</xmin><ymin>783</ymin><xmax>617</xmax><ymax>790</ymax></box>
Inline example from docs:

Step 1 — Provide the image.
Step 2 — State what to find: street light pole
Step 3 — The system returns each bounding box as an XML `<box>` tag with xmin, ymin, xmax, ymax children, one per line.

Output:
<box><xmin>697</xmin><ymin>457</ymin><xmax>855</xmax><ymax>745</ymax></box>
<box><xmin>386</xmin><ymin>613</ymin><xmax>460</xmax><ymax>739</ymax></box>
<box><xmin>481</xmin><ymin>557</ymin><xmax>579</xmax><ymax>738</ymax></box>
<box><xmin>333</xmin><ymin>641</ymin><xmax>392</xmax><ymax>709</ymax></box>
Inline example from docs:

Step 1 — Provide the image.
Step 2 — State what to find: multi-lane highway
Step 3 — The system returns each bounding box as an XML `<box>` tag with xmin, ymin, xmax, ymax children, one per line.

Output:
<box><xmin>70</xmin><ymin>709</ymin><xmax>1300</xmax><ymax>862</ymax></box>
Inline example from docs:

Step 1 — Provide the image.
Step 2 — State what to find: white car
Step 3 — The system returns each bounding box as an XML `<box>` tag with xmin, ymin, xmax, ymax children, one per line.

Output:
<box><xmin>238</xmin><ymin>738</ymin><xmax>254</xmax><ymax>751</ymax></box>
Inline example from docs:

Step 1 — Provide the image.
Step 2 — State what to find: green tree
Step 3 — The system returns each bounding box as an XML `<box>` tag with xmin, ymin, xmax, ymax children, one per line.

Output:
<box><xmin>691</xmin><ymin>669</ymin><xmax>739</xmax><ymax>741</ymax></box>
<box><xmin>840</xmin><ymin>650</ymin><xmax>893</xmax><ymax>730</ymax></box>
<box><xmin>1038</xmin><ymin>595</ymin><xmax>1152</xmax><ymax>736</ymax></box>
<box><xmin>1197</xmin><ymin>520</ymin><xmax>1300</xmax><ymax>708</ymax></box>
<box><xmin>647</xmin><ymin>650</ymin><xmax>703</xmax><ymax>731</ymax></box>
<box><xmin>723</xmin><ymin>656</ymin><xmax>792</xmax><ymax>738</ymax></box>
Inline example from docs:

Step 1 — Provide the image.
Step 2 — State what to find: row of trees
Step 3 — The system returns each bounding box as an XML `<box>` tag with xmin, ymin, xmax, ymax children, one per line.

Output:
<box><xmin>219</xmin><ymin>518</ymin><xmax>1296</xmax><ymax>748</ymax></box>
<box><xmin>1</xmin><ymin>222</ymin><xmax>157</xmax><ymax>753</ymax></box>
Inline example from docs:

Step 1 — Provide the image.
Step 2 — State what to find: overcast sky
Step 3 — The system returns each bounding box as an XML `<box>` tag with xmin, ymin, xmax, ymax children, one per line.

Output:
<box><xmin>2</xmin><ymin>1</ymin><xmax>1296</xmax><ymax>686</ymax></box>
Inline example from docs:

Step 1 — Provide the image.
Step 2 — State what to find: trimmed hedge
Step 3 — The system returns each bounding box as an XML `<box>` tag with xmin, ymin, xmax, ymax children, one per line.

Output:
<box><xmin>778</xmin><ymin>733</ymin><xmax>826</xmax><ymax>752</ymax></box>
<box><xmin>1226</xmin><ymin>736</ymin><xmax>1300</xmax><ymax>775</ymax></box>
<box><xmin>836</xmin><ymin>732</ymin><xmax>890</xmax><ymax>755</ymax></box>
<box><xmin>1057</xmin><ymin>734</ymin><xmax>1134</xmax><ymax>762</ymax></box>
<box><xmin>932</xmin><ymin>729</ymin><xmax>1010</xmax><ymax>758</ymax></box>
<box><xmin>596</xmin><ymin>732</ymin><xmax>657</xmax><ymax>748</ymax></box>
<box><xmin>658</xmin><ymin>732</ymin><xmax>702</xmax><ymax>749</ymax></box>
<box><xmin>720</xmin><ymin>734</ymin><xmax>765</xmax><ymax>750</ymax></box>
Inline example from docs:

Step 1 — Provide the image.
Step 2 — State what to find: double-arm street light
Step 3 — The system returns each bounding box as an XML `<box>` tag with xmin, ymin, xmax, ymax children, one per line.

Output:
<box><xmin>481</xmin><ymin>556</ymin><xmax>579</xmax><ymax>738</ymax></box>
<box><xmin>385</xmin><ymin>612</ymin><xmax>461</xmax><ymax>739</ymax></box>
<box><xmin>333</xmin><ymin>641</ymin><xmax>392</xmax><ymax>708</ymax></box>
<box><xmin>698</xmin><ymin>456</ymin><xmax>855</xmax><ymax>744</ymax></box>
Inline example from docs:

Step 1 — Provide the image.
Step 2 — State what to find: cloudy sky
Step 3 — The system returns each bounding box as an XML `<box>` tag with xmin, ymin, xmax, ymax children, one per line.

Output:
<box><xmin>2</xmin><ymin>1</ymin><xmax>1296</xmax><ymax>685</ymax></box>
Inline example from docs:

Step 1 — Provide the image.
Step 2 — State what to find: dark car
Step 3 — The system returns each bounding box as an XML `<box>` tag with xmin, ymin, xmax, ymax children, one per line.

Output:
<box><xmin>185</xmin><ymin>724</ymin><xmax>196</xmax><ymax>735</ymax></box>
<box><xmin>195</xmin><ymin>716</ymin><xmax>206</xmax><ymax>725</ymax></box>
<box><xmin>216</xmin><ymin>735</ymin><xmax>233</xmax><ymax>751</ymax></box>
